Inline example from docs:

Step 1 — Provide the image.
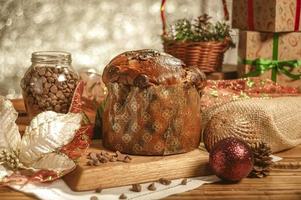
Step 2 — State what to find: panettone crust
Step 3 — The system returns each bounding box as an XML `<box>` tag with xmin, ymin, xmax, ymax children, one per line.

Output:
<box><xmin>102</xmin><ymin>49</ymin><xmax>206</xmax><ymax>90</ymax></box>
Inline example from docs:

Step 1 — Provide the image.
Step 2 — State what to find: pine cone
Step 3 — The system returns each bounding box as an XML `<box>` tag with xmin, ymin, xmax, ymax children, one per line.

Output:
<box><xmin>195</xmin><ymin>14</ymin><xmax>211</xmax><ymax>25</ymax></box>
<box><xmin>249</xmin><ymin>142</ymin><xmax>273</xmax><ymax>178</ymax></box>
<box><xmin>193</xmin><ymin>14</ymin><xmax>212</xmax><ymax>41</ymax></box>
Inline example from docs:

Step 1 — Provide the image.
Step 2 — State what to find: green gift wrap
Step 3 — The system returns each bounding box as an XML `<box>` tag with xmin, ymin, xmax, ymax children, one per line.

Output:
<box><xmin>238</xmin><ymin>31</ymin><xmax>301</xmax><ymax>88</ymax></box>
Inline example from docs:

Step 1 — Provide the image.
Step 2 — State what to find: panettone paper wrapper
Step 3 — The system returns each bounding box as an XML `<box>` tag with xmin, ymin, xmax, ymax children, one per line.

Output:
<box><xmin>103</xmin><ymin>83</ymin><xmax>202</xmax><ymax>155</ymax></box>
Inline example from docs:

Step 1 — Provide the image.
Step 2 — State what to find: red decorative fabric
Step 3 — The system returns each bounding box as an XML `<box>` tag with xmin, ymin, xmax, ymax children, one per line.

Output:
<box><xmin>200</xmin><ymin>78</ymin><xmax>300</xmax><ymax>111</ymax></box>
<box><xmin>295</xmin><ymin>0</ymin><xmax>301</xmax><ymax>31</ymax></box>
<box><xmin>247</xmin><ymin>0</ymin><xmax>254</xmax><ymax>30</ymax></box>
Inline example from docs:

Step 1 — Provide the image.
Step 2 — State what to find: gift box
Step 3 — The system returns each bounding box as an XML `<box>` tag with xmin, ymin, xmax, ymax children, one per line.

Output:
<box><xmin>238</xmin><ymin>31</ymin><xmax>301</xmax><ymax>88</ymax></box>
<box><xmin>232</xmin><ymin>0</ymin><xmax>301</xmax><ymax>32</ymax></box>
<box><xmin>206</xmin><ymin>71</ymin><xmax>238</xmax><ymax>80</ymax></box>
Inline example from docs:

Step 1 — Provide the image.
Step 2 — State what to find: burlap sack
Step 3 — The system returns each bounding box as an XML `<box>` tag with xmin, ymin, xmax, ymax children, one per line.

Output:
<box><xmin>203</xmin><ymin>97</ymin><xmax>301</xmax><ymax>153</ymax></box>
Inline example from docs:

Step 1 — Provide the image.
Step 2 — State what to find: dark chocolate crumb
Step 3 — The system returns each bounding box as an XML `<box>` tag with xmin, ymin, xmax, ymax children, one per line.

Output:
<box><xmin>90</xmin><ymin>196</ymin><xmax>99</xmax><ymax>200</ymax></box>
<box><xmin>158</xmin><ymin>178</ymin><xmax>171</xmax><ymax>185</ymax></box>
<box><xmin>87</xmin><ymin>160</ymin><xmax>94</xmax><ymax>166</ymax></box>
<box><xmin>131</xmin><ymin>184</ymin><xmax>142</xmax><ymax>192</ymax></box>
<box><xmin>119</xmin><ymin>193</ymin><xmax>127</xmax><ymax>199</ymax></box>
<box><xmin>147</xmin><ymin>183</ymin><xmax>156</xmax><ymax>191</ymax></box>
<box><xmin>95</xmin><ymin>187</ymin><xmax>102</xmax><ymax>193</ymax></box>
<box><xmin>181</xmin><ymin>178</ymin><xmax>188</xmax><ymax>185</ymax></box>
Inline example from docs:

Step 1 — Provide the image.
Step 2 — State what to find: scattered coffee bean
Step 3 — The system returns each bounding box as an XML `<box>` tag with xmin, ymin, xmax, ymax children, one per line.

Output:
<box><xmin>147</xmin><ymin>183</ymin><xmax>156</xmax><ymax>191</ymax></box>
<box><xmin>90</xmin><ymin>196</ymin><xmax>98</xmax><ymax>200</ymax></box>
<box><xmin>131</xmin><ymin>184</ymin><xmax>142</xmax><ymax>192</ymax></box>
<box><xmin>95</xmin><ymin>187</ymin><xmax>102</xmax><ymax>193</ymax></box>
<box><xmin>158</xmin><ymin>178</ymin><xmax>171</xmax><ymax>185</ymax></box>
<box><xmin>119</xmin><ymin>193</ymin><xmax>127</xmax><ymax>199</ymax></box>
<box><xmin>181</xmin><ymin>178</ymin><xmax>188</xmax><ymax>185</ymax></box>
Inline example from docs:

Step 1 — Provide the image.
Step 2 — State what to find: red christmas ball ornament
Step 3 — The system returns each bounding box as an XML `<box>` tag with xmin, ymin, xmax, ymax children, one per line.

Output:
<box><xmin>209</xmin><ymin>137</ymin><xmax>254</xmax><ymax>182</ymax></box>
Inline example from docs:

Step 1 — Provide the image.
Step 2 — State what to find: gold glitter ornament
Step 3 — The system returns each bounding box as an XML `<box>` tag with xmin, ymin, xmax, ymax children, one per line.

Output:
<box><xmin>203</xmin><ymin>111</ymin><xmax>260</xmax><ymax>153</ymax></box>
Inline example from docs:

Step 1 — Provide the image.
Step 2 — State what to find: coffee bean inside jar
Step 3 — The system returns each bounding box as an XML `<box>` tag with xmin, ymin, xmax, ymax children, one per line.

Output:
<box><xmin>21</xmin><ymin>51</ymin><xmax>79</xmax><ymax>118</ymax></box>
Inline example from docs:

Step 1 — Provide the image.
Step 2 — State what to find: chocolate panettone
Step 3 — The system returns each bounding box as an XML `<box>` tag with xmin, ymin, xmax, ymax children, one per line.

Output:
<box><xmin>102</xmin><ymin>49</ymin><xmax>206</xmax><ymax>155</ymax></box>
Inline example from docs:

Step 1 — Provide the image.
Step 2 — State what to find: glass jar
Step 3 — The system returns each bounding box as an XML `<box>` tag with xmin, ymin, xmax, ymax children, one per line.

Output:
<box><xmin>79</xmin><ymin>68</ymin><xmax>107</xmax><ymax>111</ymax></box>
<box><xmin>78</xmin><ymin>68</ymin><xmax>107</xmax><ymax>125</ymax></box>
<box><xmin>21</xmin><ymin>51</ymin><xmax>79</xmax><ymax>118</ymax></box>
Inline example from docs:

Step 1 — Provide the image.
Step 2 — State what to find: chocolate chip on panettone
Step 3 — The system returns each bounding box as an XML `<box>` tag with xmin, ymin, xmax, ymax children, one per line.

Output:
<box><xmin>133</xmin><ymin>74</ymin><xmax>150</xmax><ymax>88</ymax></box>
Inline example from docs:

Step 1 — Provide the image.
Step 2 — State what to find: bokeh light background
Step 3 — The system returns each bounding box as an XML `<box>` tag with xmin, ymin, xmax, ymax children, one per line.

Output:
<box><xmin>0</xmin><ymin>0</ymin><xmax>235</xmax><ymax>98</ymax></box>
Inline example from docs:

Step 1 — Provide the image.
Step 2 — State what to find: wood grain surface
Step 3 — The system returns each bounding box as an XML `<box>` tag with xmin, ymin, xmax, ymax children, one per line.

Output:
<box><xmin>0</xmin><ymin>99</ymin><xmax>300</xmax><ymax>200</ymax></box>
<box><xmin>64</xmin><ymin>141</ymin><xmax>210</xmax><ymax>191</ymax></box>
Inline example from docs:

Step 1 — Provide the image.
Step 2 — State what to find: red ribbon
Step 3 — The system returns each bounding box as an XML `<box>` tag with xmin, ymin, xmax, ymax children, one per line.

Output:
<box><xmin>248</xmin><ymin>0</ymin><xmax>301</xmax><ymax>31</ymax></box>
<box><xmin>222</xmin><ymin>0</ymin><xmax>230</xmax><ymax>21</ymax></box>
<box><xmin>247</xmin><ymin>0</ymin><xmax>254</xmax><ymax>30</ymax></box>
<box><xmin>295</xmin><ymin>0</ymin><xmax>301</xmax><ymax>31</ymax></box>
<box><xmin>161</xmin><ymin>0</ymin><xmax>167</xmax><ymax>36</ymax></box>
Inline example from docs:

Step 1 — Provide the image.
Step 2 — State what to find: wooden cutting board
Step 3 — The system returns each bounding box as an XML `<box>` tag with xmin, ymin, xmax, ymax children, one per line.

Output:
<box><xmin>63</xmin><ymin>141</ymin><xmax>211</xmax><ymax>191</ymax></box>
<box><xmin>11</xmin><ymin>99</ymin><xmax>211</xmax><ymax>191</ymax></box>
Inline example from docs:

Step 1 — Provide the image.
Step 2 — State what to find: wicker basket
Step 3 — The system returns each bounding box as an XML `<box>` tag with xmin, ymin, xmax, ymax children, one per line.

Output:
<box><xmin>161</xmin><ymin>0</ymin><xmax>230</xmax><ymax>73</ymax></box>
<box><xmin>163</xmin><ymin>39</ymin><xmax>230</xmax><ymax>72</ymax></box>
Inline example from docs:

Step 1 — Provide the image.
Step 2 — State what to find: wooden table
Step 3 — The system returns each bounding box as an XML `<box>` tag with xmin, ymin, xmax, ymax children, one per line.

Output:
<box><xmin>1</xmin><ymin>100</ymin><xmax>301</xmax><ymax>200</ymax></box>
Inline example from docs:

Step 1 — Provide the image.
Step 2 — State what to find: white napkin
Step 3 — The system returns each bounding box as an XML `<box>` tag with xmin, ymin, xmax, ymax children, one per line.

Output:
<box><xmin>11</xmin><ymin>176</ymin><xmax>220</xmax><ymax>200</ymax></box>
<box><xmin>10</xmin><ymin>155</ymin><xmax>282</xmax><ymax>200</ymax></box>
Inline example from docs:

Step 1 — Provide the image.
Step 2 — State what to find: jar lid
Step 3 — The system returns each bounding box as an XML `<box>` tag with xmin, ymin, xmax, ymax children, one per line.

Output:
<box><xmin>31</xmin><ymin>51</ymin><xmax>72</xmax><ymax>65</ymax></box>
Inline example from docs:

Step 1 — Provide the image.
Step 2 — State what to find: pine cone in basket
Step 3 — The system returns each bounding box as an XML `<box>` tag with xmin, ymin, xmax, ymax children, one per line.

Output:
<box><xmin>248</xmin><ymin>142</ymin><xmax>273</xmax><ymax>178</ymax></box>
<box><xmin>102</xmin><ymin>49</ymin><xmax>206</xmax><ymax>155</ymax></box>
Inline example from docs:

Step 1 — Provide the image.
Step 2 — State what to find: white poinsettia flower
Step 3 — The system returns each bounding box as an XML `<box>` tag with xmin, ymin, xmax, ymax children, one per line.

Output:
<box><xmin>0</xmin><ymin>96</ymin><xmax>81</xmax><ymax>182</ymax></box>
<box><xmin>0</xmin><ymin>97</ymin><xmax>21</xmax><ymax>152</ymax></box>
